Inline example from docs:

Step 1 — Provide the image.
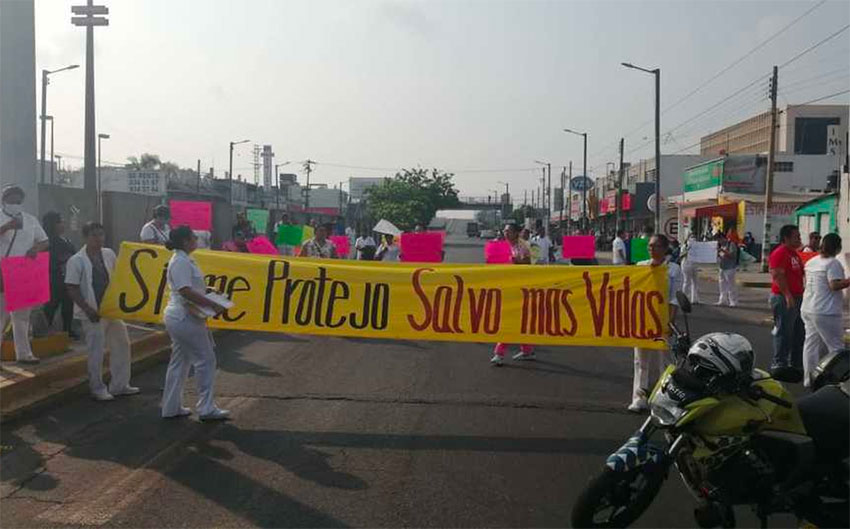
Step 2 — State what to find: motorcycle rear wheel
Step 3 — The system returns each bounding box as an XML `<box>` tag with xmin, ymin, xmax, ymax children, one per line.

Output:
<box><xmin>571</xmin><ymin>466</ymin><xmax>666</xmax><ymax>528</ymax></box>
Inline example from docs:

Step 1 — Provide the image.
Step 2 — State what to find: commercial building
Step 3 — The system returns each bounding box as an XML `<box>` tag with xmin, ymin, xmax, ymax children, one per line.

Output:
<box><xmin>348</xmin><ymin>177</ymin><xmax>389</xmax><ymax>202</ymax></box>
<box><xmin>674</xmin><ymin>153</ymin><xmax>834</xmax><ymax>244</ymax></box>
<box><xmin>700</xmin><ymin>104</ymin><xmax>848</xmax><ymax>157</ymax></box>
<box><xmin>796</xmin><ymin>193</ymin><xmax>838</xmax><ymax>237</ymax></box>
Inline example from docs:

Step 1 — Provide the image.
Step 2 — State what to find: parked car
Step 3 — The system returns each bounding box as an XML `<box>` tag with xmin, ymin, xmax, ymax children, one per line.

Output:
<box><xmin>479</xmin><ymin>229</ymin><xmax>496</xmax><ymax>239</ymax></box>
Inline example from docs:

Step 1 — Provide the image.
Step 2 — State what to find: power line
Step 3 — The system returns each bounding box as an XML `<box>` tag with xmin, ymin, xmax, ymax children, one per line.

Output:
<box><xmin>793</xmin><ymin>88</ymin><xmax>850</xmax><ymax>106</ymax></box>
<box><xmin>585</xmin><ymin>0</ymin><xmax>828</xmax><ymax>162</ymax></box>
<box><xmin>779</xmin><ymin>23</ymin><xmax>850</xmax><ymax>68</ymax></box>
<box><xmin>664</xmin><ymin>0</ymin><xmax>828</xmax><ymax>115</ymax></box>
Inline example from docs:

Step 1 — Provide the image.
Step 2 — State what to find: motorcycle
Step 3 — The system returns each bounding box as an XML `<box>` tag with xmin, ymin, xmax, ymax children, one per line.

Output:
<box><xmin>571</xmin><ymin>291</ymin><xmax>849</xmax><ymax>529</ymax></box>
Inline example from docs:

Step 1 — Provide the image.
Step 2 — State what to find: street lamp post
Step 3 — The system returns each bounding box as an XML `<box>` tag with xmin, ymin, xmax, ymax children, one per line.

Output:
<box><xmin>622</xmin><ymin>62</ymin><xmax>661</xmax><ymax>232</ymax></box>
<box><xmin>40</xmin><ymin>65</ymin><xmax>79</xmax><ymax>184</ymax></box>
<box><xmin>71</xmin><ymin>0</ymin><xmax>108</xmax><ymax>193</ymax></box>
<box><xmin>533</xmin><ymin>161</ymin><xmax>551</xmax><ymax>234</ymax></box>
<box><xmin>45</xmin><ymin>116</ymin><xmax>55</xmax><ymax>184</ymax></box>
<box><xmin>97</xmin><ymin>133</ymin><xmax>109</xmax><ymax>222</ymax></box>
<box><xmin>229</xmin><ymin>139</ymin><xmax>250</xmax><ymax>204</ymax></box>
<box><xmin>563</xmin><ymin>129</ymin><xmax>588</xmax><ymax>233</ymax></box>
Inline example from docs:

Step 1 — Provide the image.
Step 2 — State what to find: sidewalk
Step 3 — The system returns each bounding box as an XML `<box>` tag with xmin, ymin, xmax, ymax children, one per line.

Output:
<box><xmin>0</xmin><ymin>324</ymin><xmax>172</xmax><ymax>423</ymax></box>
<box><xmin>595</xmin><ymin>250</ymin><xmax>772</xmax><ymax>288</ymax></box>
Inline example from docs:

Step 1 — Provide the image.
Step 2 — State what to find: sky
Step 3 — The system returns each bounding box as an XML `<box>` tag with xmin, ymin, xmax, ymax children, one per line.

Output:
<box><xmin>35</xmin><ymin>0</ymin><xmax>850</xmax><ymax>199</ymax></box>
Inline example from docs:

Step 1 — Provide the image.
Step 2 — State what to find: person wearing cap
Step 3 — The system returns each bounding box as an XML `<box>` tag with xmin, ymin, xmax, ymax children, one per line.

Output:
<box><xmin>0</xmin><ymin>185</ymin><xmax>49</xmax><ymax>363</ymax></box>
<box><xmin>140</xmin><ymin>205</ymin><xmax>171</xmax><ymax>245</ymax></box>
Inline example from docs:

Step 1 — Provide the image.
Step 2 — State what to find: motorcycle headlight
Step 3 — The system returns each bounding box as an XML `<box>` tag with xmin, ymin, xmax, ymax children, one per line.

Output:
<box><xmin>650</xmin><ymin>391</ymin><xmax>688</xmax><ymax>426</ymax></box>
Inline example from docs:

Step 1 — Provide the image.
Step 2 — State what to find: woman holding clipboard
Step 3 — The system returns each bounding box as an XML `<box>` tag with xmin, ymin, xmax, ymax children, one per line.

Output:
<box><xmin>161</xmin><ymin>226</ymin><xmax>231</xmax><ymax>421</ymax></box>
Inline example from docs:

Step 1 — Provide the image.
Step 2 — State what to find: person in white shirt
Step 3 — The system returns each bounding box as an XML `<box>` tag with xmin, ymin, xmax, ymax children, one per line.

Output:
<box><xmin>629</xmin><ymin>234</ymin><xmax>683</xmax><ymax>413</ymax></box>
<box><xmin>0</xmin><ymin>185</ymin><xmax>49</xmax><ymax>363</ymax></box>
<box><xmin>680</xmin><ymin>233</ymin><xmax>700</xmax><ymax>304</ymax></box>
<box><xmin>355</xmin><ymin>230</ymin><xmax>377</xmax><ymax>260</ymax></box>
<box><xmin>161</xmin><ymin>226</ymin><xmax>230</xmax><ymax>421</ymax></box>
<box><xmin>800</xmin><ymin>233</ymin><xmax>850</xmax><ymax>387</ymax></box>
<box><xmin>531</xmin><ymin>227</ymin><xmax>552</xmax><ymax>265</ymax></box>
<box><xmin>140</xmin><ymin>205</ymin><xmax>171</xmax><ymax>245</ymax></box>
<box><xmin>66</xmin><ymin>222</ymin><xmax>139</xmax><ymax>401</ymax></box>
<box><xmin>612</xmin><ymin>229</ymin><xmax>627</xmax><ymax>265</ymax></box>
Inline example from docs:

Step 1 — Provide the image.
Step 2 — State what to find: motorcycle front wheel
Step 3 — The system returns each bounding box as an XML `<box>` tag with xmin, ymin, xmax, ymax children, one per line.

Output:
<box><xmin>571</xmin><ymin>466</ymin><xmax>666</xmax><ymax>528</ymax></box>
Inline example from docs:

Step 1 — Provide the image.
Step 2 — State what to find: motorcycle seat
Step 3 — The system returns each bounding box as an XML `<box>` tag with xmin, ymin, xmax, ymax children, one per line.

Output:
<box><xmin>796</xmin><ymin>385</ymin><xmax>850</xmax><ymax>461</ymax></box>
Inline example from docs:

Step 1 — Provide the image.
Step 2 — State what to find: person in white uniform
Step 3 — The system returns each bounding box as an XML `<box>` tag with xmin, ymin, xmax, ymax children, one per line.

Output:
<box><xmin>716</xmin><ymin>232</ymin><xmax>739</xmax><ymax>307</ymax></box>
<box><xmin>531</xmin><ymin>227</ymin><xmax>552</xmax><ymax>264</ymax></box>
<box><xmin>629</xmin><ymin>234</ymin><xmax>683</xmax><ymax>412</ymax></box>
<box><xmin>66</xmin><ymin>222</ymin><xmax>139</xmax><ymax>401</ymax></box>
<box><xmin>160</xmin><ymin>226</ymin><xmax>230</xmax><ymax>420</ymax></box>
<box><xmin>800</xmin><ymin>233</ymin><xmax>850</xmax><ymax>388</ymax></box>
<box><xmin>0</xmin><ymin>185</ymin><xmax>49</xmax><ymax>363</ymax></box>
<box><xmin>612</xmin><ymin>229</ymin><xmax>627</xmax><ymax>265</ymax></box>
<box><xmin>140</xmin><ymin>205</ymin><xmax>171</xmax><ymax>245</ymax></box>
<box><xmin>680</xmin><ymin>233</ymin><xmax>700</xmax><ymax>304</ymax></box>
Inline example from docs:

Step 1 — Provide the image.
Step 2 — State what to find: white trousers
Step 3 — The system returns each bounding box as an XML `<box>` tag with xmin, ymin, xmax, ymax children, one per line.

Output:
<box><xmin>681</xmin><ymin>263</ymin><xmax>700</xmax><ymax>304</ymax></box>
<box><xmin>162</xmin><ymin>315</ymin><xmax>218</xmax><ymax>416</ymax></box>
<box><xmin>82</xmin><ymin>318</ymin><xmax>132</xmax><ymax>395</ymax></box>
<box><xmin>801</xmin><ymin>312</ymin><xmax>844</xmax><ymax>388</ymax></box>
<box><xmin>633</xmin><ymin>347</ymin><xmax>669</xmax><ymax>400</ymax></box>
<box><xmin>0</xmin><ymin>293</ymin><xmax>35</xmax><ymax>361</ymax></box>
<box><xmin>717</xmin><ymin>268</ymin><xmax>738</xmax><ymax>306</ymax></box>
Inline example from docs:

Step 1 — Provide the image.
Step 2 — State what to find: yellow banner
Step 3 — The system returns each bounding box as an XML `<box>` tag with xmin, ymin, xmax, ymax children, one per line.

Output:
<box><xmin>101</xmin><ymin>243</ymin><xmax>670</xmax><ymax>349</ymax></box>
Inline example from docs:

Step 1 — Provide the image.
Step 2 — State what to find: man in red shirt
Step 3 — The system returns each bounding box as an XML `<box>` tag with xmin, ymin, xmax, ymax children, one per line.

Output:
<box><xmin>768</xmin><ymin>224</ymin><xmax>805</xmax><ymax>382</ymax></box>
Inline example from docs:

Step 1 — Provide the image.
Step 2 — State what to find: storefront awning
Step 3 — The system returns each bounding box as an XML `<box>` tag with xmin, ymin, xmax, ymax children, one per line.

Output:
<box><xmin>695</xmin><ymin>202</ymin><xmax>737</xmax><ymax>219</ymax></box>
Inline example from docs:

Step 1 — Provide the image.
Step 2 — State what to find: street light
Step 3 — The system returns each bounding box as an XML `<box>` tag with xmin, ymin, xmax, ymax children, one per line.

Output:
<box><xmin>40</xmin><ymin>64</ymin><xmax>79</xmax><ymax>184</ymax></box>
<box><xmin>622</xmin><ymin>61</ymin><xmax>661</xmax><ymax>232</ymax></box>
<box><xmin>97</xmin><ymin>133</ymin><xmax>109</xmax><ymax>222</ymax></box>
<box><xmin>533</xmin><ymin>160</ymin><xmax>551</xmax><ymax>234</ymax></box>
<box><xmin>44</xmin><ymin>116</ymin><xmax>55</xmax><ymax>184</ymax></box>
<box><xmin>229</xmin><ymin>139</ymin><xmax>250</xmax><ymax>204</ymax></box>
<box><xmin>563</xmin><ymin>128</ymin><xmax>588</xmax><ymax>232</ymax></box>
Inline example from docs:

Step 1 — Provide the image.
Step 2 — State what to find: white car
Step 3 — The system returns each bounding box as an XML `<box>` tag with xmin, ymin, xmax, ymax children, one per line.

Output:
<box><xmin>479</xmin><ymin>229</ymin><xmax>496</xmax><ymax>238</ymax></box>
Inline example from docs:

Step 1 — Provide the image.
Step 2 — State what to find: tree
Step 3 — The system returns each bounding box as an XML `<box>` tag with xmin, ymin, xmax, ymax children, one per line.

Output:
<box><xmin>125</xmin><ymin>153</ymin><xmax>162</xmax><ymax>170</ymax></box>
<box><xmin>364</xmin><ymin>168</ymin><xmax>460</xmax><ymax>230</ymax></box>
<box><xmin>508</xmin><ymin>204</ymin><xmax>536</xmax><ymax>225</ymax></box>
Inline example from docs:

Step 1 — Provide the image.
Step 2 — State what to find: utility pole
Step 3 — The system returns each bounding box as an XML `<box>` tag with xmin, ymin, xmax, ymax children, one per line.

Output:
<box><xmin>567</xmin><ymin>161</ymin><xmax>573</xmax><ymax>235</ymax></box>
<box><xmin>616</xmin><ymin>138</ymin><xmax>624</xmax><ymax>232</ymax></box>
<box><xmin>71</xmin><ymin>0</ymin><xmax>108</xmax><ymax>194</ymax></box>
<box><xmin>524</xmin><ymin>189</ymin><xmax>527</xmax><ymax>206</ymax></box>
<box><xmin>196</xmin><ymin>159</ymin><xmax>201</xmax><ymax>193</ymax></box>
<box><xmin>303</xmin><ymin>159</ymin><xmax>315</xmax><ymax>221</ymax></box>
<box><xmin>546</xmin><ymin>162</ymin><xmax>551</xmax><ymax>235</ymax></box>
<box><xmin>654</xmin><ymin>68</ymin><xmax>661</xmax><ymax>233</ymax></box>
<box><xmin>761</xmin><ymin>65</ymin><xmax>779</xmax><ymax>272</ymax></box>
<box><xmin>559</xmin><ymin>167</ymin><xmax>566</xmax><ymax>233</ymax></box>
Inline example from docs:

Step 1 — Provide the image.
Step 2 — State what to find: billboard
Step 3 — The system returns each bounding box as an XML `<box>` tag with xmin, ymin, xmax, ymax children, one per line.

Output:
<box><xmin>722</xmin><ymin>155</ymin><xmax>765</xmax><ymax>193</ymax></box>
<box><xmin>683</xmin><ymin>159</ymin><xmax>723</xmax><ymax>192</ymax></box>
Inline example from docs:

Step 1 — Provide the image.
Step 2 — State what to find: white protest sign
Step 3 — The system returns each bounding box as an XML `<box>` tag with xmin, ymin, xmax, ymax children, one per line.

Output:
<box><xmin>686</xmin><ymin>241</ymin><xmax>718</xmax><ymax>264</ymax></box>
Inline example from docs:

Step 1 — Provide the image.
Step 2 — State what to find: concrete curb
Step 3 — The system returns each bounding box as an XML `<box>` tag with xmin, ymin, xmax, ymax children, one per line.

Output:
<box><xmin>0</xmin><ymin>331</ymin><xmax>173</xmax><ymax>424</ymax></box>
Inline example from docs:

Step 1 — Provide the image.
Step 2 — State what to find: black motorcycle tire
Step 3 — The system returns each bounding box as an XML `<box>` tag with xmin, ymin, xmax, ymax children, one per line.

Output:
<box><xmin>571</xmin><ymin>466</ymin><xmax>666</xmax><ymax>528</ymax></box>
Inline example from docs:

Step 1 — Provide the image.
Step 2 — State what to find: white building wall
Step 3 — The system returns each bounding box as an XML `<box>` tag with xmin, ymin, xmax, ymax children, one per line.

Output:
<box><xmin>780</xmin><ymin>105</ymin><xmax>849</xmax><ymax>154</ymax></box>
<box><xmin>772</xmin><ymin>154</ymin><xmax>835</xmax><ymax>193</ymax></box>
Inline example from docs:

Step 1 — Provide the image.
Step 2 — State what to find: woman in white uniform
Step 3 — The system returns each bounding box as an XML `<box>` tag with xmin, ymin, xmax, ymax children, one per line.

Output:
<box><xmin>161</xmin><ymin>226</ymin><xmax>230</xmax><ymax>420</ymax></box>
<box><xmin>680</xmin><ymin>233</ymin><xmax>700</xmax><ymax>304</ymax></box>
<box><xmin>629</xmin><ymin>234</ymin><xmax>683</xmax><ymax>412</ymax></box>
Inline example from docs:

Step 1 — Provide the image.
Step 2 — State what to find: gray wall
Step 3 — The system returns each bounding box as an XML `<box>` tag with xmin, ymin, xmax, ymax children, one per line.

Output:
<box><xmin>102</xmin><ymin>191</ymin><xmax>164</xmax><ymax>250</ymax></box>
<box><xmin>38</xmin><ymin>185</ymin><xmax>98</xmax><ymax>248</ymax></box>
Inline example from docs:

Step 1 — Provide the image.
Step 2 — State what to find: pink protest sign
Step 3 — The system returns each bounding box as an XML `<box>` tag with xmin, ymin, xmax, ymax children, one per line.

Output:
<box><xmin>561</xmin><ymin>236</ymin><xmax>595</xmax><ymax>259</ymax></box>
<box><xmin>169</xmin><ymin>200</ymin><xmax>212</xmax><ymax>231</ymax></box>
<box><xmin>1</xmin><ymin>252</ymin><xmax>50</xmax><ymax>312</ymax></box>
<box><xmin>330</xmin><ymin>236</ymin><xmax>350</xmax><ymax>258</ymax></box>
<box><xmin>246</xmin><ymin>236</ymin><xmax>279</xmax><ymax>255</ymax></box>
<box><xmin>400</xmin><ymin>232</ymin><xmax>443</xmax><ymax>263</ymax></box>
<box><xmin>485</xmin><ymin>240</ymin><xmax>513</xmax><ymax>264</ymax></box>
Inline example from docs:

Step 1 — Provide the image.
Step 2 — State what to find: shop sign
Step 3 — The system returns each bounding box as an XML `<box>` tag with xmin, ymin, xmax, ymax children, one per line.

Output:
<box><xmin>570</xmin><ymin>176</ymin><xmax>594</xmax><ymax>192</ymax></box>
<box><xmin>722</xmin><ymin>155</ymin><xmax>765</xmax><ymax>193</ymax></box>
<box><xmin>684</xmin><ymin>160</ymin><xmax>723</xmax><ymax>192</ymax></box>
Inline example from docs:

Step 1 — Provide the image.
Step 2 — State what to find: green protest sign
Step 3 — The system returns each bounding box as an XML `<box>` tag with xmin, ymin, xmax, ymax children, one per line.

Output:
<box><xmin>277</xmin><ymin>224</ymin><xmax>303</xmax><ymax>246</ymax></box>
<box><xmin>630</xmin><ymin>238</ymin><xmax>649</xmax><ymax>264</ymax></box>
<box><xmin>246</xmin><ymin>208</ymin><xmax>269</xmax><ymax>235</ymax></box>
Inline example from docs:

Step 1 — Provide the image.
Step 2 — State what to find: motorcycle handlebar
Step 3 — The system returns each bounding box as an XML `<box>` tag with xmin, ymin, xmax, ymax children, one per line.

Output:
<box><xmin>748</xmin><ymin>385</ymin><xmax>793</xmax><ymax>409</ymax></box>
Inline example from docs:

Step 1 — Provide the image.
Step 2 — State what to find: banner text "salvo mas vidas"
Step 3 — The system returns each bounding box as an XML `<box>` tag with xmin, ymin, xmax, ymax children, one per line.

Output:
<box><xmin>101</xmin><ymin>243</ymin><xmax>670</xmax><ymax>349</ymax></box>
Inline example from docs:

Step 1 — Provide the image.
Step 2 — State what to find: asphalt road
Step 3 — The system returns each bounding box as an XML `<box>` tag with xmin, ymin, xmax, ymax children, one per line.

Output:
<box><xmin>0</xmin><ymin>235</ymin><xmax>796</xmax><ymax>528</ymax></box>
